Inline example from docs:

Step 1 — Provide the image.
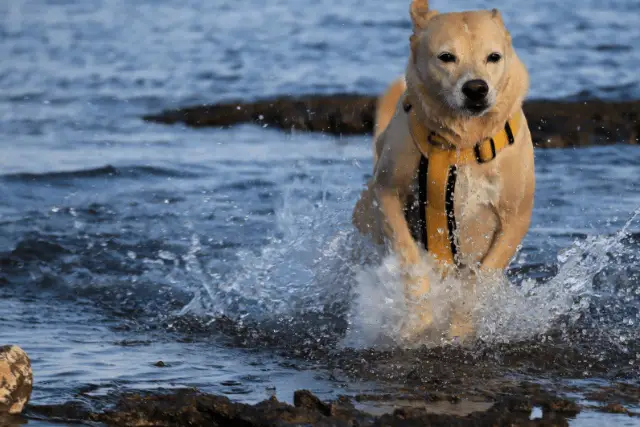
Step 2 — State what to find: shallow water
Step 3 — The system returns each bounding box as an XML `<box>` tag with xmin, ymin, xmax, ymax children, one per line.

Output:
<box><xmin>2</xmin><ymin>0</ymin><xmax>640</xmax><ymax>424</ymax></box>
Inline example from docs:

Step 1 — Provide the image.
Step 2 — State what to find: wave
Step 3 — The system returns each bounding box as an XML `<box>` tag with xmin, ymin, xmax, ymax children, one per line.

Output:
<box><xmin>1</xmin><ymin>164</ymin><xmax>201</xmax><ymax>183</ymax></box>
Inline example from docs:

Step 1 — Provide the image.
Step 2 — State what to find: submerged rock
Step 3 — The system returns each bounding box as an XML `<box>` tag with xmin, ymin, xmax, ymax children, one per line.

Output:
<box><xmin>143</xmin><ymin>94</ymin><xmax>640</xmax><ymax>148</ymax></box>
<box><xmin>0</xmin><ymin>345</ymin><xmax>33</xmax><ymax>415</ymax></box>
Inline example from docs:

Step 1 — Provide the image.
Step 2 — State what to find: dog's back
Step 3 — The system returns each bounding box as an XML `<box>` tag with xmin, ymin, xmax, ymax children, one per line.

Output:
<box><xmin>374</xmin><ymin>76</ymin><xmax>406</xmax><ymax>139</ymax></box>
<box><xmin>372</xmin><ymin>76</ymin><xmax>406</xmax><ymax>164</ymax></box>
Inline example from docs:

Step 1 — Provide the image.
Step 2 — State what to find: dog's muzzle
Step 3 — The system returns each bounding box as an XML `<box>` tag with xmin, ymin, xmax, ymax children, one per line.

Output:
<box><xmin>462</xmin><ymin>79</ymin><xmax>489</xmax><ymax>114</ymax></box>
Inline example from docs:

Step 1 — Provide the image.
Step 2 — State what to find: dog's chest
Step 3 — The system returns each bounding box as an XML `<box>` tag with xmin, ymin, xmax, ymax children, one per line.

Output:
<box><xmin>405</xmin><ymin>163</ymin><xmax>501</xmax><ymax>264</ymax></box>
<box><xmin>454</xmin><ymin>165</ymin><xmax>501</xmax><ymax>220</ymax></box>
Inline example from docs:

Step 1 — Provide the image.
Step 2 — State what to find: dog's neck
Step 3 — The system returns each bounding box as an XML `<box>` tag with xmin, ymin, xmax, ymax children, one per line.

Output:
<box><xmin>404</xmin><ymin>57</ymin><xmax>529</xmax><ymax>150</ymax></box>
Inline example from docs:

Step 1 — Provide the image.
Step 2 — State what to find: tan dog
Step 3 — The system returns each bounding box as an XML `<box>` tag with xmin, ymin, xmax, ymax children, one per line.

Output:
<box><xmin>352</xmin><ymin>0</ymin><xmax>534</xmax><ymax>342</ymax></box>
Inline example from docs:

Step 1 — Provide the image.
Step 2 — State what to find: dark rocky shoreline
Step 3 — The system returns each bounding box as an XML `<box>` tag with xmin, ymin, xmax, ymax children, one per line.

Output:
<box><xmin>143</xmin><ymin>94</ymin><xmax>640</xmax><ymax>148</ymax></box>
<box><xmin>21</xmin><ymin>386</ymin><xmax>637</xmax><ymax>427</ymax></box>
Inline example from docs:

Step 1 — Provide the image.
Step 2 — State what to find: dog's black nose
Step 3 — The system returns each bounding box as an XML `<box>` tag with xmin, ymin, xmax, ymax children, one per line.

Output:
<box><xmin>462</xmin><ymin>79</ymin><xmax>489</xmax><ymax>101</ymax></box>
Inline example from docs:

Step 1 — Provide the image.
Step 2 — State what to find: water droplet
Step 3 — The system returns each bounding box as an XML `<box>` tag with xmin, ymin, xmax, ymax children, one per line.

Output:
<box><xmin>158</xmin><ymin>251</ymin><xmax>177</xmax><ymax>261</ymax></box>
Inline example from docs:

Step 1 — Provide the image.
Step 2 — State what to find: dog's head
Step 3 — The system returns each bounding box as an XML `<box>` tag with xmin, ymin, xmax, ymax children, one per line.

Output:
<box><xmin>408</xmin><ymin>0</ymin><xmax>523</xmax><ymax>117</ymax></box>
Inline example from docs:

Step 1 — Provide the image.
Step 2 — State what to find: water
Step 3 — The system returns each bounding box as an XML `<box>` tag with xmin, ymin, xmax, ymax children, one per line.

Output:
<box><xmin>1</xmin><ymin>0</ymin><xmax>640</xmax><ymax>425</ymax></box>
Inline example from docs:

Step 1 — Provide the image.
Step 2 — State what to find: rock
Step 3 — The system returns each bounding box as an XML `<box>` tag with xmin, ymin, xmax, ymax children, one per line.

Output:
<box><xmin>143</xmin><ymin>94</ymin><xmax>376</xmax><ymax>135</ymax></box>
<box><xmin>143</xmin><ymin>94</ymin><xmax>640</xmax><ymax>148</ymax></box>
<box><xmin>601</xmin><ymin>403</ymin><xmax>630</xmax><ymax>414</ymax></box>
<box><xmin>294</xmin><ymin>389</ymin><xmax>334</xmax><ymax>416</ymax></box>
<box><xmin>0</xmin><ymin>345</ymin><xmax>33</xmax><ymax>415</ymax></box>
<box><xmin>539</xmin><ymin>397</ymin><xmax>581</xmax><ymax>416</ymax></box>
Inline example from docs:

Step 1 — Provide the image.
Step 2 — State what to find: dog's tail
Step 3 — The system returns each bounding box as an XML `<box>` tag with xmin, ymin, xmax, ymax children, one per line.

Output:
<box><xmin>374</xmin><ymin>76</ymin><xmax>406</xmax><ymax>140</ymax></box>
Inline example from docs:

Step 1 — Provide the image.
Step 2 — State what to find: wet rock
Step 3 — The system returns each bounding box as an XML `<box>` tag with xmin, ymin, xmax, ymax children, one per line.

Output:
<box><xmin>538</xmin><ymin>398</ymin><xmax>580</xmax><ymax>416</ymax></box>
<box><xmin>601</xmin><ymin>403</ymin><xmax>630</xmax><ymax>414</ymax></box>
<box><xmin>499</xmin><ymin>397</ymin><xmax>533</xmax><ymax>414</ymax></box>
<box><xmin>143</xmin><ymin>94</ymin><xmax>640</xmax><ymax>148</ymax></box>
<box><xmin>0</xmin><ymin>345</ymin><xmax>33</xmax><ymax>415</ymax></box>
<box><xmin>294</xmin><ymin>389</ymin><xmax>334</xmax><ymax>416</ymax></box>
<box><xmin>94</xmin><ymin>390</ymin><xmax>357</xmax><ymax>427</ymax></box>
<box><xmin>143</xmin><ymin>94</ymin><xmax>376</xmax><ymax>135</ymax></box>
<box><xmin>27</xmin><ymin>401</ymin><xmax>93</xmax><ymax>422</ymax></box>
<box><xmin>585</xmin><ymin>383</ymin><xmax>640</xmax><ymax>405</ymax></box>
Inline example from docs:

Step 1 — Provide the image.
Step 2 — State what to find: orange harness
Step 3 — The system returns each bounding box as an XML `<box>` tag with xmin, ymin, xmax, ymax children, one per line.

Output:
<box><xmin>403</xmin><ymin>95</ymin><xmax>522</xmax><ymax>266</ymax></box>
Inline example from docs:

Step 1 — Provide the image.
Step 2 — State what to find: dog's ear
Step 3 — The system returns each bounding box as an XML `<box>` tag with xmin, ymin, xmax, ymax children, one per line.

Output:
<box><xmin>491</xmin><ymin>9</ymin><xmax>512</xmax><ymax>41</ymax></box>
<box><xmin>410</xmin><ymin>0</ymin><xmax>438</xmax><ymax>32</ymax></box>
<box><xmin>491</xmin><ymin>9</ymin><xmax>506</xmax><ymax>27</ymax></box>
<box><xmin>409</xmin><ymin>33</ymin><xmax>420</xmax><ymax>61</ymax></box>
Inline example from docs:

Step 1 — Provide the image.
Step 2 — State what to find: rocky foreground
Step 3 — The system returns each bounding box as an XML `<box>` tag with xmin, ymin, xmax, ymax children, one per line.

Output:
<box><xmin>143</xmin><ymin>94</ymin><xmax>640</xmax><ymax>148</ymax></box>
<box><xmin>23</xmin><ymin>386</ymin><xmax>638</xmax><ymax>427</ymax></box>
<box><xmin>1</xmin><ymin>341</ymin><xmax>638</xmax><ymax>426</ymax></box>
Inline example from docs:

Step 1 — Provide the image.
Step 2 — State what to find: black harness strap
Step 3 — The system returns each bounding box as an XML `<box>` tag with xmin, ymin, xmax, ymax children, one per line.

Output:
<box><xmin>445</xmin><ymin>165</ymin><xmax>459</xmax><ymax>266</ymax></box>
<box><xmin>505</xmin><ymin>121</ymin><xmax>515</xmax><ymax>145</ymax></box>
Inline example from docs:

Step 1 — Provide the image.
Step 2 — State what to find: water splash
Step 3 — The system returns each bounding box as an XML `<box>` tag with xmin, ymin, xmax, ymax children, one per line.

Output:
<box><xmin>346</xmin><ymin>208</ymin><xmax>640</xmax><ymax>349</ymax></box>
<box><xmin>183</xmin><ymin>179</ymin><xmax>639</xmax><ymax>353</ymax></box>
<box><xmin>180</xmin><ymin>180</ymin><xmax>374</xmax><ymax>325</ymax></box>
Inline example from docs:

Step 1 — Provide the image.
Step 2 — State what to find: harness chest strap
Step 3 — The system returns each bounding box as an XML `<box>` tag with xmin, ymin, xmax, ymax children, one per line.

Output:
<box><xmin>403</xmin><ymin>96</ymin><xmax>522</xmax><ymax>266</ymax></box>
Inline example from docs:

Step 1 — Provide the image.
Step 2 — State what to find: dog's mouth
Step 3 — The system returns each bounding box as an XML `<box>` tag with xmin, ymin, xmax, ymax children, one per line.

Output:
<box><xmin>463</xmin><ymin>101</ymin><xmax>490</xmax><ymax>115</ymax></box>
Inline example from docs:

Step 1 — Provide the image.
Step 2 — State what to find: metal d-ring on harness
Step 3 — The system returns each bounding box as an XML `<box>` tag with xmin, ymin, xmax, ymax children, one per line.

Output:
<box><xmin>402</xmin><ymin>95</ymin><xmax>521</xmax><ymax>266</ymax></box>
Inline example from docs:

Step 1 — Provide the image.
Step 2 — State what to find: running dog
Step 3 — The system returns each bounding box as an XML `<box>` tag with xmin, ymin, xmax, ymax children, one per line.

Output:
<box><xmin>352</xmin><ymin>0</ymin><xmax>534</xmax><ymax>341</ymax></box>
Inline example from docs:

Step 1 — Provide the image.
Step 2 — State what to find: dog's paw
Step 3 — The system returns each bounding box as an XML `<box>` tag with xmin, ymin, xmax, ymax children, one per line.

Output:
<box><xmin>399</xmin><ymin>309</ymin><xmax>433</xmax><ymax>342</ymax></box>
<box><xmin>441</xmin><ymin>335</ymin><xmax>461</xmax><ymax>346</ymax></box>
<box><xmin>399</xmin><ymin>272</ymin><xmax>433</xmax><ymax>342</ymax></box>
<box><xmin>447</xmin><ymin>320</ymin><xmax>474</xmax><ymax>343</ymax></box>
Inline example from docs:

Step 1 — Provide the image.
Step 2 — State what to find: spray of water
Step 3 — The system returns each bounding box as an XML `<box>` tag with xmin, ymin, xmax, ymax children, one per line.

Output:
<box><xmin>180</xmin><ymin>181</ymin><xmax>372</xmax><ymax>324</ymax></box>
<box><xmin>346</xmin><ymin>207</ymin><xmax>640</xmax><ymax>349</ymax></box>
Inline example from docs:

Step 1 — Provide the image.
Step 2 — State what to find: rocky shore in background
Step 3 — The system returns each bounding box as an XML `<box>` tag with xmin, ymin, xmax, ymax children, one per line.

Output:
<box><xmin>143</xmin><ymin>94</ymin><xmax>640</xmax><ymax>148</ymax></box>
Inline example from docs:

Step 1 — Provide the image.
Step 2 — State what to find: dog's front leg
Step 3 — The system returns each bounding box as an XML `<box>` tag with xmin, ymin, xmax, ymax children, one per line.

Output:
<box><xmin>480</xmin><ymin>144</ymin><xmax>535</xmax><ymax>272</ymax></box>
<box><xmin>376</xmin><ymin>188</ymin><xmax>433</xmax><ymax>338</ymax></box>
<box><xmin>447</xmin><ymin>215</ymin><xmax>531</xmax><ymax>341</ymax></box>
<box><xmin>447</xmin><ymin>271</ymin><xmax>477</xmax><ymax>342</ymax></box>
<box><xmin>376</xmin><ymin>188</ymin><xmax>421</xmax><ymax>268</ymax></box>
<box><xmin>480</xmin><ymin>215</ymin><xmax>531</xmax><ymax>271</ymax></box>
<box><xmin>371</xmin><ymin>127</ymin><xmax>430</xmax><ymax>339</ymax></box>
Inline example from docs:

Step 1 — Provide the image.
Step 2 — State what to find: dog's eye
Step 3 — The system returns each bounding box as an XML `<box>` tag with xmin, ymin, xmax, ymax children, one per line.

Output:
<box><xmin>437</xmin><ymin>52</ymin><xmax>457</xmax><ymax>63</ymax></box>
<box><xmin>487</xmin><ymin>52</ymin><xmax>502</xmax><ymax>63</ymax></box>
